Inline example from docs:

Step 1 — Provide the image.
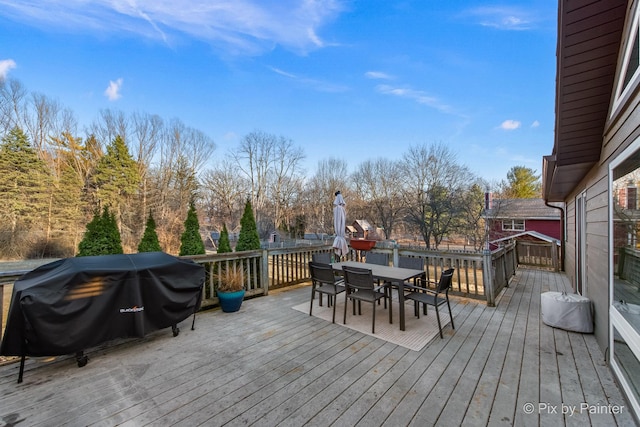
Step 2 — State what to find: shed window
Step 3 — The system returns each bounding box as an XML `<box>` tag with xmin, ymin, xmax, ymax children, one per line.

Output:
<box><xmin>502</xmin><ymin>219</ymin><xmax>524</xmax><ymax>231</ymax></box>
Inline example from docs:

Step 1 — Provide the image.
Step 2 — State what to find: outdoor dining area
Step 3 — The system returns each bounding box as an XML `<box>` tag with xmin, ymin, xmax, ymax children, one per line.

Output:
<box><xmin>0</xmin><ymin>266</ymin><xmax>634</xmax><ymax>426</ymax></box>
<box><xmin>306</xmin><ymin>253</ymin><xmax>454</xmax><ymax>341</ymax></box>
<box><xmin>302</xmin><ymin>191</ymin><xmax>457</xmax><ymax>345</ymax></box>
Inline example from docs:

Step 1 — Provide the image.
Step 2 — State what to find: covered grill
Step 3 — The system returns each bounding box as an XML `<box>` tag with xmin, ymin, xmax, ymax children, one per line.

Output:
<box><xmin>0</xmin><ymin>252</ymin><xmax>204</xmax><ymax>382</ymax></box>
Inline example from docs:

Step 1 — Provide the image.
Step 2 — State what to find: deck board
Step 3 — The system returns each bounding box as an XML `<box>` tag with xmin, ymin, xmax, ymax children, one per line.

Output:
<box><xmin>0</xmin><ymin>268</ymin><xmax>637</xmax><ymax>426</ymax></box>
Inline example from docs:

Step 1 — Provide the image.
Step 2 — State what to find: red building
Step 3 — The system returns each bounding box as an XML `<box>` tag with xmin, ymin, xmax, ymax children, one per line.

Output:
<box><xmin>484</xmin><ymin>198</ymin><xmax>562</xmax><ymax>249</ymax></box>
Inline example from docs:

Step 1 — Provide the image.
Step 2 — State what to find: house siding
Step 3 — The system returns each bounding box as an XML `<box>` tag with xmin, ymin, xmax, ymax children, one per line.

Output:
<box><xmin>572</xmin><ymin>8</ymin><xmax>640</xmax><ymax>352</ymax></box>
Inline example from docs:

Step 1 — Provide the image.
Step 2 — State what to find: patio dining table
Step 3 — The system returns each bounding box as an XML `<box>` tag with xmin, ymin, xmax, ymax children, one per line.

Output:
<box><xmin>331</xmin><ymin>261</ymin><xmax>425</xmax><ymax>331</ymax></box>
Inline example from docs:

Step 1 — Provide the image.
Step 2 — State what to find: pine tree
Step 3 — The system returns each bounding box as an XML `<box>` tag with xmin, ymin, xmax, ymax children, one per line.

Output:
<box><xmin>217</xmin><ymin>224</ymin><xmax>232</xmax><ymax>253</ymax></box>
<box><xmin>138</xmin><ymin>212</ymin><xmax>162</xmax><ymax>252</ymax></box>
<box><xmin>236</xmin><ymin>200</ymin><xmax>261</xmax><ymax>251</ymax></box>
<box><xmin>90</xmin><ymin>135</ymin><xmax>140</xmax><ymax>248</ymax></box>
<box><xmin>179</xmin><ymin>201</ymin><xmax>205</xmax><ymax>256</ymax></box>
<box><xmin>501</xmin><ymin>166</ymin><xmax>541</xmax><ymax>198</ymax></box>
<box><xmin>0</xmin><ymin>127</ymin><xmax>52</xmax><ymax>244</ymax></box>
<box><xmin>92</xmin><ymin>135</ymin><xmax>140</xmax><ymax>207</ymax></box>
<box><xmin>77</xmin><ymin>206</ymin><xmax>123</xmax><ymax>256</ymax></box>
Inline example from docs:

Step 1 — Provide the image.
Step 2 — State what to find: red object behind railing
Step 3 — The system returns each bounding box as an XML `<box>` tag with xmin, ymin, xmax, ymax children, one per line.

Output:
<box><xmin>349</xmin><ymin>239</ymin><xmax>376</xmax><ymax>251</ymax></box>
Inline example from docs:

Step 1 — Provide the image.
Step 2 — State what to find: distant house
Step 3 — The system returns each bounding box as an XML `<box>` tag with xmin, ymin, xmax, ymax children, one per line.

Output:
<box><xmin>351</xmin><ymin>220</ymin><xmax>373</xmax><ymax>239</ymax></box>
<box><xmin>485</xmin><ymin>198</ymin><xmax>562</xmax><ymax>249</ymax></box>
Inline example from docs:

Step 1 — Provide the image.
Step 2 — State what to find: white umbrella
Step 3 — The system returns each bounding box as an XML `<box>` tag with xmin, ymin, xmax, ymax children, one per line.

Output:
<box><xmin>332</xmin><ymin>191</ymin><xmax>349</xmax><ymax>257</ymax></box>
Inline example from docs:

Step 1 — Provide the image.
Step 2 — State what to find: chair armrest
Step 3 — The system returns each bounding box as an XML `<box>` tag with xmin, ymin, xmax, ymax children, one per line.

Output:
<box><xmin>415</xmin><ymin>278</ymin><xmax>438</xmax><ymax>287</ymax></box>
<box><xmin>403</xmin><ymin>283</ymin><xmax>436</xmax><ymax>294</ymax></box>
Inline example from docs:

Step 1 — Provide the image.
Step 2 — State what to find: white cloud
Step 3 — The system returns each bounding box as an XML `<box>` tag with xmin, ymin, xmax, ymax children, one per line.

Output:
<box><xmin>365</xmin><ymin>71</ymin><xmax>393</xmax><ymax>80</ymax></box>
<box><xmin>531</xmin><ymin>120</ymin><xmax>540</xmax><ymax>128</ymax></box>
<box><xmin>498</xmin><ymin>119</ymin><xmax>521</xmax><ymax>130</ymax></box>
<box><xmin>269</xmin><ymin>66</ymin><xmax>348</xmax><ymax>92</ymax></box>
<box><xmin>376</xmin><ymin>84</ymin><xmax>452</xmax><ymax>113</ymax></box>
<box><xmin>104</xmin><ymin>78</ymin><xmax>123</xmax><ymax>101</ymax></box>
<box><xmin>0</xmin><ymin>59</ymin><xmax>17</xmax><ymax>80</ymax></box>
<box><xmin>464</xmin><ymin>7</ymin><xmax>535</xmax><ymax>31</ymax></box>
<box><xmin>0</xmin><ymin>1</ymin><xmax>344</xmax><ymax>55</ymax></box>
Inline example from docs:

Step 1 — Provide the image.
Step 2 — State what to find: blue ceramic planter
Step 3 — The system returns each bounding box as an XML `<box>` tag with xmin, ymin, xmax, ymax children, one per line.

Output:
<box><xmin>217</xmin><ymin>290</ymin><xmax>245</xmax><ymax>312</ymax></box>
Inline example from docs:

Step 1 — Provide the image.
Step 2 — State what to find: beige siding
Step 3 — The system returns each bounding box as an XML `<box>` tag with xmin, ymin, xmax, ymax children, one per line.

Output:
<box><xmin>576</xmin><ymin>47</ymin><xmax>640</xmax><ymax>352</ymax></box>
<box><xmin>565</xmin><ymin>199</ymin><xmax>576</xmax><ymax>287</ymax></box>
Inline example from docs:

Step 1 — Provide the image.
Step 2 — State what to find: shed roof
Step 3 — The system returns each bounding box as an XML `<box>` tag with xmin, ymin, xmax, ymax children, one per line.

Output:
<box><xmin>486</xmin><ymin>199</ymin><xmax>562</xmax><ymax>220</ymax></box>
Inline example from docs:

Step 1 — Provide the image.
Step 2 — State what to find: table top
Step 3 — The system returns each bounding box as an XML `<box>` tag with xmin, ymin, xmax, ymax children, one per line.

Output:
<box><xmin>331</xmin><ymin>260</ymin><xmax>424</xmax><ymax>282</ymax></box>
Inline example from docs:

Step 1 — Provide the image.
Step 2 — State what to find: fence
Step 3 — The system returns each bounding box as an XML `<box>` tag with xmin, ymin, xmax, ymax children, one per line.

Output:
<box><xmin>1</xmin><ymin>243</ymin><xmax>517</xmax><ymax>339</ymax></box>
<box><xmin>515</xmin><ymin>240</ymin><xmax>560</xmax><ymax>271</ymax></box>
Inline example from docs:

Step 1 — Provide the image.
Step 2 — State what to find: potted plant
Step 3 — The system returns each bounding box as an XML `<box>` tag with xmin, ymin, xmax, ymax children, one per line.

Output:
<box><xmin>215</xmin><ymin>266</ymin><xmax>246</xmax><ymax>312</ymax></box>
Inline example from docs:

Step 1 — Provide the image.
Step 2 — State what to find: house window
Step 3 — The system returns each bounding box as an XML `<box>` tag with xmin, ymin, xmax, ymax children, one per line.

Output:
<box><xmin>610</xmin><ymin>139</ymin><xmax>640</xmax><ymax>418</ymax></box>
<box><xmin>614</xmin><ymin>4</ymin><xmax>640</xmax><ymax>111</ymax></box>
<box><xmin>502</xmin><ymin>219</ymin><xmax>524</xmax><ymax>231</ymax></box>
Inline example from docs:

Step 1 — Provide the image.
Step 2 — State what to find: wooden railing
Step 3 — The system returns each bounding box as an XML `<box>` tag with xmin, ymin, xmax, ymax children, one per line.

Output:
<box><xmin>516</xmin><ymin>240</ymin><xmax>560</xmax><ymax>271</ymax></box>
<box><xmin>1</xmin><ymin>244</ymin><xmax>518</xmax><ymax>340</ymax></box>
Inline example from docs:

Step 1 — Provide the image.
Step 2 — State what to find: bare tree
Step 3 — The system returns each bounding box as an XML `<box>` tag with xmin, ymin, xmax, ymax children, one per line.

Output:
<box><xmin>303</xmin><ymin>157</ymin><xmax>350</xmax><ymax>236</ymax></box>
<box><xmin>352</xmin><ymin>158</ymin><xmax>403</xmax><ymax>239</ymax></box>
<box><xmin>201</xmin><ymin>160</ymin><xmax>249</xmax><ymax>231</ymax></box>
<box><xmin>269</xmin><ymin>136</ymin><xmax>305</xmax><ymax>230</ymax></box>
<box><xmin>232</xmin><ymin>130</ymin><xmax>275</xmax><ymax>219</ymax></box>
<box><xmin>23</xmin><ymin>92</ymin><xmax>61</xmax><ymax>157</ymax></box>
<box><xmin>401</xmin><ymin>143</ymin><xmax>472</xmax><ymax>249</ymax></box>
<box><xmin>231</xmin><ymin>130</ymin><xmax>305</xmax><ymax>235</ymax></box>
<box><xmin>130</xmin><ymin>112</ymin><xmax>163</xmax><ymax>221</ymax></box>
<box><xmin>88</xmin><ymin>109</ymin><xmax>130</xmax><ymax>148</ymax></box>
<box><xmin>0</xmin><ymin>78</ymin><xmax>27</xmax><ymax>136</ymax></box>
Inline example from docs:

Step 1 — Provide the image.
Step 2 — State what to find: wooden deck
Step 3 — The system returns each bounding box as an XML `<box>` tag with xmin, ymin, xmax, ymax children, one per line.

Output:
<box><xmin>0</xmin><ymin>267</ymin><xmax>637</xmax><ymax>426</ymax></box>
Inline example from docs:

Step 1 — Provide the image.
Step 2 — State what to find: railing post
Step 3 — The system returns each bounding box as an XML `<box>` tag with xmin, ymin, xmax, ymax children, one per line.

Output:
<box><xmin>261</xmin><ymin>249</ymin><xmax>270</xmax><ymax>295</ymax></box>
<box><xmin>551</xmin><ymin>240</ymin><xmax>559</xmax><ymax>272</ymax></box>
<box><xmin>392</xmin><ymin>244</ymin><xmax>399</xmax><ymax>267</ymax></box>
<box><xmin>483</xmin><ymin>249</ymin><xmax>495</xmax><ymax>307</ymax></box>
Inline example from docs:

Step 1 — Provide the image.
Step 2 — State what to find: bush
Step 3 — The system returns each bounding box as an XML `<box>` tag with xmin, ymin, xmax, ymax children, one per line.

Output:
<box><xmin>236</xmin><ymin>200</ymin><xmax>260</xmax><ymax>251</ymax></box>
<box><xmin>179</xmin><ymin>201</ymin><xmax>205</xmax><ymax>256</ymax></box>
<box><xmin>77</xmin><ymin>206</ymin><xmax>123</xmax><ymax>256</ymax></box>
<box><xmin>138</xmin><ymin>212</ymin><xmax>162</xmax><ymax>252</ymax></box>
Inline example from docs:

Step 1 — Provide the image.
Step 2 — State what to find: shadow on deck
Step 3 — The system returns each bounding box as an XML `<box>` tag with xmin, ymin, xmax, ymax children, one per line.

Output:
<box><xmin>0</xmin><ymin>267</ymin><xmax>636</xmax><ymax>426</ymax></box>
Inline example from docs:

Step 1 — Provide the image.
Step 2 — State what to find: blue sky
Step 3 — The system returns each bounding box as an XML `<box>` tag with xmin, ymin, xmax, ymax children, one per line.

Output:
<box><xmin>0</xmin><ymin>0</ymin><xmax>557</xmax><ymax>183</ymax></box>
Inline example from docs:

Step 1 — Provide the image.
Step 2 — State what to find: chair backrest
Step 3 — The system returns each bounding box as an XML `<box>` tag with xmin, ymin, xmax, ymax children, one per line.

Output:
<box><xmin>309</xmin><ymin>261</ymin><xmax>338</xmax><ymax>285</ymax></box>
<box><xmin>312</xmin><ymin>252</ymin><xmax>332</xmax><ymax>264</ymax></box>
<box><xmin>365</xmin><ymin>252</ymin><xmax>388</xmax><ymax>266</ymax></box>
<box><xmin>436</xmin><ymin>268</ymin><xmax>455</xmax><ymax>293</ymax></box>
<box><xmin>398</xmin><ymin>256</ymin><xmax>423</xmax><ymax>270</ymax></box>
<box><xmin>342</xmin><ymin>265</ymin><xmax>375</xmax><ymax>291</ymax></box>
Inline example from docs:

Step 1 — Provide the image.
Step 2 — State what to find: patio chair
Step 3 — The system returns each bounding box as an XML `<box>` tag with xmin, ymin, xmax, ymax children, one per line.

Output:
<box><xmin>403</xmin><ymin>268</ymin><xmax>455</xmax><ymax>338</ymax></box>
<box><xmin>398</xmin><ymin>256</ymin><xmax>426</xmax><ymax>312</ymax></box>
<box><xmin>366</xmin><ymin>252</ymin><xmax>390</xmax><ymax>307</ymax></box>
<box><xmin>309</xmin><ymin>261</ymin><xmax>345</xmax><ymax>323</ymax></box>
<box><xmin>312</xmin><ymin>252</ymin><xmax>342</xmax><ymax>285</ymax></box>
<box><xmin>365</xmin><ymin>252</ymin><xmax>389</xmax><ymax>266</ymax></box>
<box><xmin>398</xmin><ymin>256</ymin><xmax>423</xmax><ymax>270</ymax></box>
<box><xmin>312</xmin><ymin>252</ymin><xmax>332</xmax><ymax>264</ymax></box>
<box><xmin>342</xmin><ymin>265</ymin><xmax>390</xmax><ymax>334</ymax></box>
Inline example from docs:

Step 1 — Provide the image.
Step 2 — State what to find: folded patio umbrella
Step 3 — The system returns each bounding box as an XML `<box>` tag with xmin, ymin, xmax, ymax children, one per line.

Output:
<box><xmin>332</xmin><ymin>191</ymin><xmax>349</xmax><ymax>257</ymax></box>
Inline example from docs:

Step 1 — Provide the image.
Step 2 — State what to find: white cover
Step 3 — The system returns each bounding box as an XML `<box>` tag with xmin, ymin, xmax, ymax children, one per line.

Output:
<box><xmin>541</xmin><ymin>291</ymin><xmax>593</xmax><ymax>333</ymax></box>
<box><xmin>332</xmin><ymin>193</ymin><xmax>349</xmax><ymax>257</ymax></box>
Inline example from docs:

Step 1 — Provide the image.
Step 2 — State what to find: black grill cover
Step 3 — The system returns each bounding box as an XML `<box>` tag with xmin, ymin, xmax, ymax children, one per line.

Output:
<box><xmin>0</xmin><ymin>252</ymin><xmax>204</xmax><ymax>357</ymax></box>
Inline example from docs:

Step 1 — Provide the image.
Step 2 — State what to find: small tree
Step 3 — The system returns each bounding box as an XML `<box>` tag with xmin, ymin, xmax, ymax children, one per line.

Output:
<box><xmin>236</xmin><ymin>200</ymin><xmax>261</xmax><ymax>251</ymax></box>
<box><xmin>77</xmin><ymin>206</ymin><xmax>124</xmax><ymax>256</ymax></box>
<box><xmin>500</xmin><ymin>166</ymin><xmax>541</xmax><ymax>198</ymax></box>
<box><xmin>179</xmin><ymin>201</ymin><xmax>205</xmax><ymax>256</ymax></box>
<box><xmin>217</xmin><ymin>224</ymin><xmax>232</xmax><ymax>253</ymax></box>
<box><xmin>138</xmin><ymin>212</ymin><xmax>162</xmax><ymax>252</ymax></box>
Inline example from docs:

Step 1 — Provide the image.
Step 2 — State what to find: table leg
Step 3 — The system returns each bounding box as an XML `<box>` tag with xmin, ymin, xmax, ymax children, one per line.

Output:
<box><xmin>398</xmin><ymin>281</ymin><xmax>405</xmax><ymax>331</ymax></box>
